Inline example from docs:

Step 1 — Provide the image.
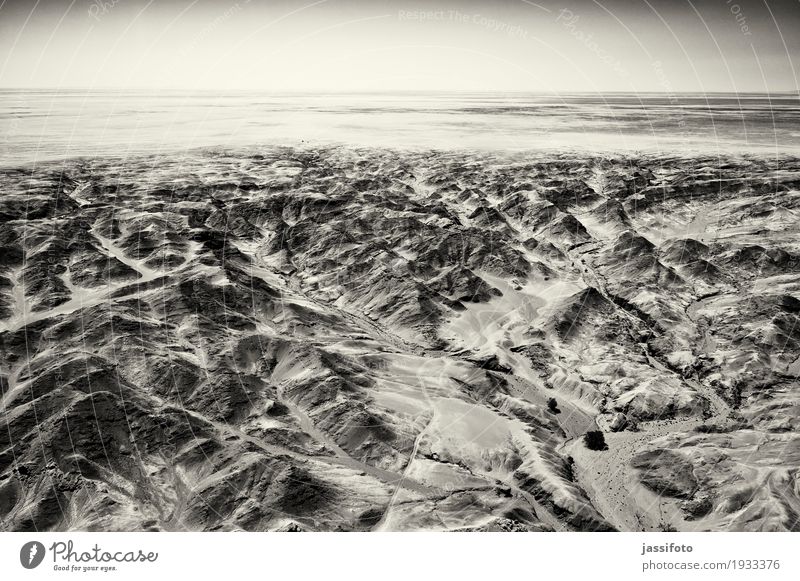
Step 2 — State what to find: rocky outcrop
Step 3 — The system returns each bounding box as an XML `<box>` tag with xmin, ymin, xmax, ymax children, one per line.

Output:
<box><xmin>1</xmin><ymin>148</ymin><xmax>798</xmax><ymax>531</ymax></box>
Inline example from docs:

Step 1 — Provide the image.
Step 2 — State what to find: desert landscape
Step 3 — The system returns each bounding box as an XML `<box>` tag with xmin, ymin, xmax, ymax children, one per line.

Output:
<box><xmin>1</xmin><ymin>146</ymin><xmax>798</xmax><ymax>531</ymax></box>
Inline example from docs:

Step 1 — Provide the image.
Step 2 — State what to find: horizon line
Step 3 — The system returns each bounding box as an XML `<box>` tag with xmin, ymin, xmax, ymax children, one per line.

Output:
<box><xmin>1</xmin><ymin>87</ymin><xmax>798</xmax><ymax>97</ymax></box>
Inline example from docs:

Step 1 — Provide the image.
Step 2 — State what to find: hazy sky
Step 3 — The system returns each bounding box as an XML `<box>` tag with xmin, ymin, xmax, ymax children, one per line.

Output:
<box><xmin>0</xmin><ymin>0</ymin><xmax>798</xmax><ymax>93</ymax></box>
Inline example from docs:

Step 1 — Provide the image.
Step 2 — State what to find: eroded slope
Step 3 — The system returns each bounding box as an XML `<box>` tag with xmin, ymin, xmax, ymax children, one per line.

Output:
<box><xmin>1</xmin><ymin>148</ymin><xmax>798</xmax><ymax>531</ymax></box>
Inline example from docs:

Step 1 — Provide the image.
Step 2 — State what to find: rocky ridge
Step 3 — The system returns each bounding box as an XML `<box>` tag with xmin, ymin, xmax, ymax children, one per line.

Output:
<box><xmin>1</xmin><ymin>147</ymin><xmax>798</xmax><ymax>531</ymax></box>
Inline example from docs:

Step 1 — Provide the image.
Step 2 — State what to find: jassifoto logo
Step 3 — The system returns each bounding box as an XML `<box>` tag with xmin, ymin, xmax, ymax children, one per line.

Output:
<box><xmin>20</xmin><ymin>541</ymin><xmax>46</xmax><ymax>569</ymax></box>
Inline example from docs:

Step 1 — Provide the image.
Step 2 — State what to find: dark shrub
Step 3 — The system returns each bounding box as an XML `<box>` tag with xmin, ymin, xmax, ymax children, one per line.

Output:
<box><xmin>584</xmin><ymin>430</ymin><xmax>608</xmax><ymax>451</ymax></box>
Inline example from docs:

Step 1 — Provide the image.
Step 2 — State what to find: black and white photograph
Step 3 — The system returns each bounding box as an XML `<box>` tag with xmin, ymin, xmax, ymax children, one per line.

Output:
<box><xmin>0</xmin><ymin>0</ymin><xmax>798</xmax><ymax>577</ymax></box>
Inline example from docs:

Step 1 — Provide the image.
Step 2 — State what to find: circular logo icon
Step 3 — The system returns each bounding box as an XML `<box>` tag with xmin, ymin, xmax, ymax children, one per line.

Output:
<box><xmin>20</xmin><ymin>541</ymin><xmax>46</xmax><ymax>569</ymax></box>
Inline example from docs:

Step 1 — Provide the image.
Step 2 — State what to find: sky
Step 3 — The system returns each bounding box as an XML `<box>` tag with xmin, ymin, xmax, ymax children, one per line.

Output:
<box><xmin>0</xmin><ymin>0</ymin><xmax>798</xmax><ymax>93</ymax></box>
